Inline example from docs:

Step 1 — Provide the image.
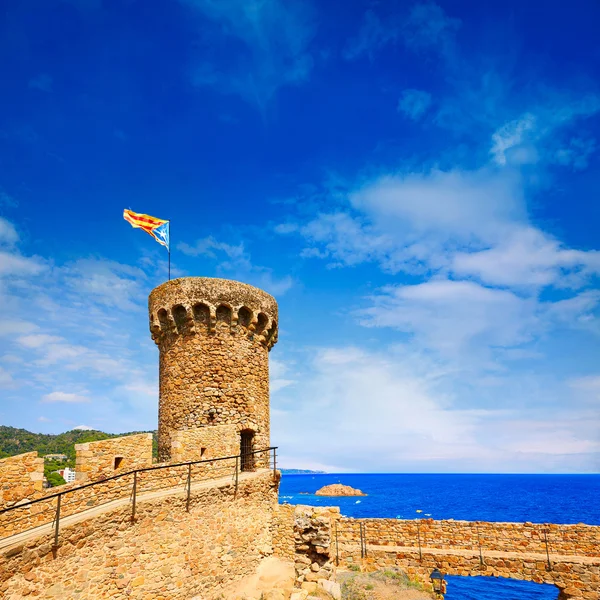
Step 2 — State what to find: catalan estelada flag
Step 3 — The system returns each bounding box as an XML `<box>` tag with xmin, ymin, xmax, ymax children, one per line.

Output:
<box><xmin>123</xmin><ymin>209</ymin><xmax>169</xmax><ymax>251</ymax></box>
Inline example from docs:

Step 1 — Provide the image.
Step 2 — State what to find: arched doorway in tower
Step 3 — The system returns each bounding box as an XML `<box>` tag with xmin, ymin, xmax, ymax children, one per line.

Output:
<box><xmin>240</xmin><ymin>429</ymin><xmax>255</xmax><ymax>472</ymax></box>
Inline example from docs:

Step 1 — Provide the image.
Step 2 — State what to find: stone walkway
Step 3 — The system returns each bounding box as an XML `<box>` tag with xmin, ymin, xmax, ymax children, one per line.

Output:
<box><xmin>0</xmin><ymin>468</ymin><xmax>270</xmax><ymax>553</ymax></box>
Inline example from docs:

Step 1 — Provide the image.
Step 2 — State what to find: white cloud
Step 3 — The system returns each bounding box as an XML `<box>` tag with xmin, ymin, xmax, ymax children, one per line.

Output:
<box><xmin>273</xmin><ymin>345</ymin><xmax>599</xmax><ymax>472</ymax></box>
<box><xmin>0</xmin><ymin>251</ymin><xmax>46</xmax><ymax>276</ymax></box>
<box><xmin>0</xmin><ymin>217</ymin><xmax>19</xmax><ymax>246</ymax></box>
<box><xmin>179</xmin><ymin>235</ymin><xmax>293</xmax><ymax>296</ymax></box>
<box><xmin>270</xmin><ymin>358</ymin><xmax>296</xmax><ymax>393</ymax></box>
<box><xmin>0</xmin><ymin>366</ymin><xmax>14</xmax><ymax>387</ymax></box>
<box><xmin>37</xmin><ymin>416</ymin><xmax>51</xmax><ymax>422</ymax></box>
<box><xmin>18</xmin><ymin>334</ymin><xmax>64</xmax><ymax>348</ymax></box>
<box><xmin>398</xmin><ymin>89</ymin><xmax>432</xmax><ymax>120</ymax></box>
<box><xmin>451</xmin><ymin>226</ymin><xmax>600</xmax><ymax>289</ymax></box>
<box><xmin>73</xmin><ymin>424</ymin><xmax>93</xmax><ymax>430</ymax></box>
<box><xmin>490</xmin><ymin>95</ymin><xmax>600</xmax><ymax>167</ymax></box>
<box><xmin>42</xmin><ymin>391</ymin><xmax>91</xmax><ymax>403</ymax></box>
<box><xmin>298</xmin><ymin>167</ymin><xmax>527</xmax><ymax>274</ymax></box>
<box><xmin>357</xmin><ymin>279</ymin><xmax>539</xmax><ymax>356</ymax></box>
<box><xmin>61</xmin><ymin>258</ymin><xmax>147</xmax><ymax>309</ymax></box>
<box><xmin>0</xmin><ymin>320</ymin><xmax>37</xmax><ymax>337</ymax></box>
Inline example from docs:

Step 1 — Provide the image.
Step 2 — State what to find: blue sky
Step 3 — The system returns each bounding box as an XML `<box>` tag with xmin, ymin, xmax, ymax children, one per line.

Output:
<box><xmin>1</xmin><ymin>0</ymin><xmax>599</xmax><ymax>473</ymax></box>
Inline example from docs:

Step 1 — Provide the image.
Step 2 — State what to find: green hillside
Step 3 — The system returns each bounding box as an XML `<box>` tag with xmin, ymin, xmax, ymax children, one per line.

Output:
<box><xmin>0</xmin><ymin>426</ymin><xmax>158</xmax><ymax>461</ymax></box>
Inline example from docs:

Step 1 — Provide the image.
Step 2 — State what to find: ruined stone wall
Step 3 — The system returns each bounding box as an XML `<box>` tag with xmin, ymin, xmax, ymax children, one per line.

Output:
<box><xmin>293</xmin><ymin>505</ymin><xmax>339</xmax><ymax>587</ymax></box>
<box><xmin>1</xmin><ymin>471</ymin><xmax>279</xmax><ymax>600</ymax></box>
<box><xmin>0</xmin><ymin>453</ymin><xmax>44</xmax><ymax>509</ymax></box>
<box><xmin>149</xmin><ymin>278</ymin><xmax>278</xmax><ymax>463</ymax></box>
<box><xmin>75</xmin><ymin>434</ymin><xmax>153</xmax><ymax>482</ymax></box>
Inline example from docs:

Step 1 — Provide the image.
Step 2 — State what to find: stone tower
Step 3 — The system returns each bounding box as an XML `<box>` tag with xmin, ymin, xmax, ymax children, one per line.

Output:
<box><xmin>148</xmin><ymin>277</ymin><xmax>278</xmax><ymax>463</ymax></box>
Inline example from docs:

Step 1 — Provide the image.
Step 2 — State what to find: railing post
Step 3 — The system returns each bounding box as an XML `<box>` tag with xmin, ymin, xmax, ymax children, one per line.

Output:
<box><xmin>235</xmin><ymin>455</ymin><xmax>239</xmax><ymax>496</ymax></box>
<box><xmin>417</xmin><ymin>520</ymin><xmax>422</xmax><ymax>561</ymax></box>
<box><xmin>52</xmin><ymin>493</ymin><xmax>62</xmax><ymax>551</ymax></box>
<box><xmin>363</xmin><ymin>522</ymin><xmax>368</xmax><ymax>558</ymax></box>
<box><xmin>273</xmin><ymin>447</ymin><xmax>277</xmax><ymax>476</ymax></box>
<box><xmin>543</xmin><ymin>527</ymin><xmax>552</xmax><ymax>570</ymax></box>
<box><xmin>131</xmin><ymin>471</ymin><xmax>137</xmax><ymax>522</ymax></box>
<box><xmin>335</xmin><ymin>520</ymin><xmax>339</xmax><ymax>566</ymax></box>
<box><xmin>477</xmin><ymin>523</ymin><xmax>484</xmax><ymax>566</ymax></box>
<box><xmin>186</xmin><ymin>463</ymin><xmax>192</xmax><ymax>512</ymax></box>
<box><xmin>359</xmin><ymin>522</ymin><xmax>363</xmax><ymax>558</ymax></box>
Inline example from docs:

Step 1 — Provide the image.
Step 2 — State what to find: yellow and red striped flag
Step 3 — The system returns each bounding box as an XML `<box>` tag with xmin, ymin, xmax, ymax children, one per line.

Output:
<box><xmin>123</xmin><ymin>209</ymin><xmax>169</xmax><ymax>250</ymax></box>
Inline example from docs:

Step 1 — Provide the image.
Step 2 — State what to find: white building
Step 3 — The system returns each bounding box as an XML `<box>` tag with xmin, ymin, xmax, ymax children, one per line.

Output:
<box><xmin>59</xmin><ymin>467</ymin><xmax>76</xmax><ymax>483</ymax></box>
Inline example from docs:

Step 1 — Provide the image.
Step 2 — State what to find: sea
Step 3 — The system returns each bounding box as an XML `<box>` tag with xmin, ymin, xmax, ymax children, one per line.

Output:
<box><xmin>279</xmin><ymin>473</ymin><xmax>600</xmax><ymax>600</ymax></box>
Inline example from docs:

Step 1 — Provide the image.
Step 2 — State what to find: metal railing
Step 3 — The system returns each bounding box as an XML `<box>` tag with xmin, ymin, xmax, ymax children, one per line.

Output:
<box><xmin>333</xmin><ymin>519</ymin><xmax>600</xmax><ymax>570</ymax></box>
<box><xmin>0</xmin><ymin>446</ymin><xmax>278</xmax><ymax>551</ymax></box>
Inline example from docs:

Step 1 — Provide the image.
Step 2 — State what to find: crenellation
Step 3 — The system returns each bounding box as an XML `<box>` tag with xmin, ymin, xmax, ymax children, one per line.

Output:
<box><xmin>0</xmin><ymin>452</ymin><xmax>44</xmax><ymax>509</ymax></box>
<box><xmin>74</xmin><ymin>433</ymin><xmax>153</xmax><ymax>483</ymax></box>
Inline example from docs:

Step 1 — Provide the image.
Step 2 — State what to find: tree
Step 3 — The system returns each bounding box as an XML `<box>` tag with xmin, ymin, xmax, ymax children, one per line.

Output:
<box><xmin>46</xmin><ymin>472</ymin><xmax>66</xmax><ymax>487</ymax></box>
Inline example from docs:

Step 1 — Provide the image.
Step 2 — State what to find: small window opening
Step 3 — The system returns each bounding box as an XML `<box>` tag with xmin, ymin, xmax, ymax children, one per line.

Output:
<box><xmin>201</xmin><ymin>447</ymin><xmax>207</xmax><ymax>457</ymax></box>
<box><xmin>114</xmin><ymin>456</ymin><xmax>124</xmax><ymax>469</ymax></box>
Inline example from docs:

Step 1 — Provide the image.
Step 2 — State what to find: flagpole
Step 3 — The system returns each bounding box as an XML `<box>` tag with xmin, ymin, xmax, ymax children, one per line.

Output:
<box><xmin>168</xmin><ymin>221</ymin><xmax>171</xmax><ymax>281</ymax></box>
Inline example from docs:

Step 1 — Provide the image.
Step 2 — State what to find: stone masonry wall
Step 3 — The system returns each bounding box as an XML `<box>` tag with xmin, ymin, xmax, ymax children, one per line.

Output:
<box><xmin>149</xmin><ymin>278</ymin><xmax>278</xmax><ymax>463</ymax></box>
<box><xmin>336</xmin><ymin>518</ymin><xmax>600</xmax><ymax>558</ymax></box>
<box><xmin>271</xmin><ymin>503</ymin><xmax>296</xmax><ymax>561</ymax></box>
<box><xmin>0</xmin><ymin>459</ymin><xmax>242</xmax><ymax>541</ymax></box>
<box><xmin>0</xmin><ymin>453</ymin><xmax>44</xmax><ymax>509</ymax></box>
<box><xmin>170</xmin><ymin>424</ymin><xmax>238</xmax><ymax>463</ymax></box>
<box><xmin>1</xmin><ymin>471</ymin><xmax>279</xmax><ymax>599</ymax></box>
<box><xmin>75</xmin><ymin>434</ymin><xmax>153</xmax><ymax>482</ymax></box>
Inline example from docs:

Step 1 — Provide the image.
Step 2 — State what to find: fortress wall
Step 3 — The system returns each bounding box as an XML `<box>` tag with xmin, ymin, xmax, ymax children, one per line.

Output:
<box><xmin>75</xmin><ymin>434</ymin><xmax>153</xmax><ymax>482</ymax></box>
<box><xmin>0</xmin><ymin>460</ymin><xmax>240</xmax><ymax>539</ymax></box>
<box><xmin>271</xmin><ymin>503</ymin><xmax>296</xmax><ymax>561</ymax></box>
<box><xmin>1</xmin><ymin>471</ymin><xmax>279</xmax><ymax>600</ymax></box>
<box><xmin>0</xmin><ymin>453</ymin><xmax>44</xmax><ymax>508</ymax></box>
<box><xmin>336</xmin><ymin>518</ymin><xmax>600</xmax><ymax>558</ymax></box>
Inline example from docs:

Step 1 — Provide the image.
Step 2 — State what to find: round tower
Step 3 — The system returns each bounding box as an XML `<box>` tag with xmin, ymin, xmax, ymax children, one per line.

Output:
<box><xmin>148</xmin><ymin>277</ymin><xmax>278</xmax><ymax>463</ymax></box>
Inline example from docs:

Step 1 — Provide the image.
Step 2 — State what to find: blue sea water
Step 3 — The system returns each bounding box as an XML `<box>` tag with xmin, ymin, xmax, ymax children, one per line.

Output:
<box><xmin>279</xmin><ymin>474</ymin><xmax>600</xmax><ymax>600</ymax></box>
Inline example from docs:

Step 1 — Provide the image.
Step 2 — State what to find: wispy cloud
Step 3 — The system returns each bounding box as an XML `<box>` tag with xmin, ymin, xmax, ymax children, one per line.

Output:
<box><xmin>181</xmin><ymin>0</ymin><xmax>316</xmax><ymax>110</ymax></box>
<box><xmin>398</xmin><ymin>89</ymin><xmax>432</xmax><ymax>120</ymax></box>
<box><xmin>344</xmin><ymin>1</ymin><xmax>459</xmax><ymax>61</ymax></box>
<box><xmin>273</xmin><ymin>345</ymin><xmax>600</xmax><ymax>472</ymax></box>
<box><xmin>179</xmin><ymin>235</ymin><xmax>293</xmax><ymax>296</ymax></box>
<box><xmin>42</xmin><ymin>391</ymin><xmax>91</xmax><ymax>403</ymax></box>
<box><xmin>490</xmin><ymin>95</ymin><xmax>600</xmax><ymax>167</ymax></box>
<box><xmin>0</xmin><ymin>216</ymin><xmax>160</xmax><ymax>432</ymax></box>
<box><xmin>343</xmin><ymin>10</ymin><xmax>402</xmax><ymax>61</ymax></box>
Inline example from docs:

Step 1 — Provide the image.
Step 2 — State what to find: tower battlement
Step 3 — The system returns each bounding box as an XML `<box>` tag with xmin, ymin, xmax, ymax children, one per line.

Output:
<box><xmin>149</xmin><ymin>277</ymin><xmax>278</xmax><ymax>350</ymax></box>
<box><xmin>149</xmin><ymin>277</ymin><xmax>278</xmax><ymax>462</ymax></box>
